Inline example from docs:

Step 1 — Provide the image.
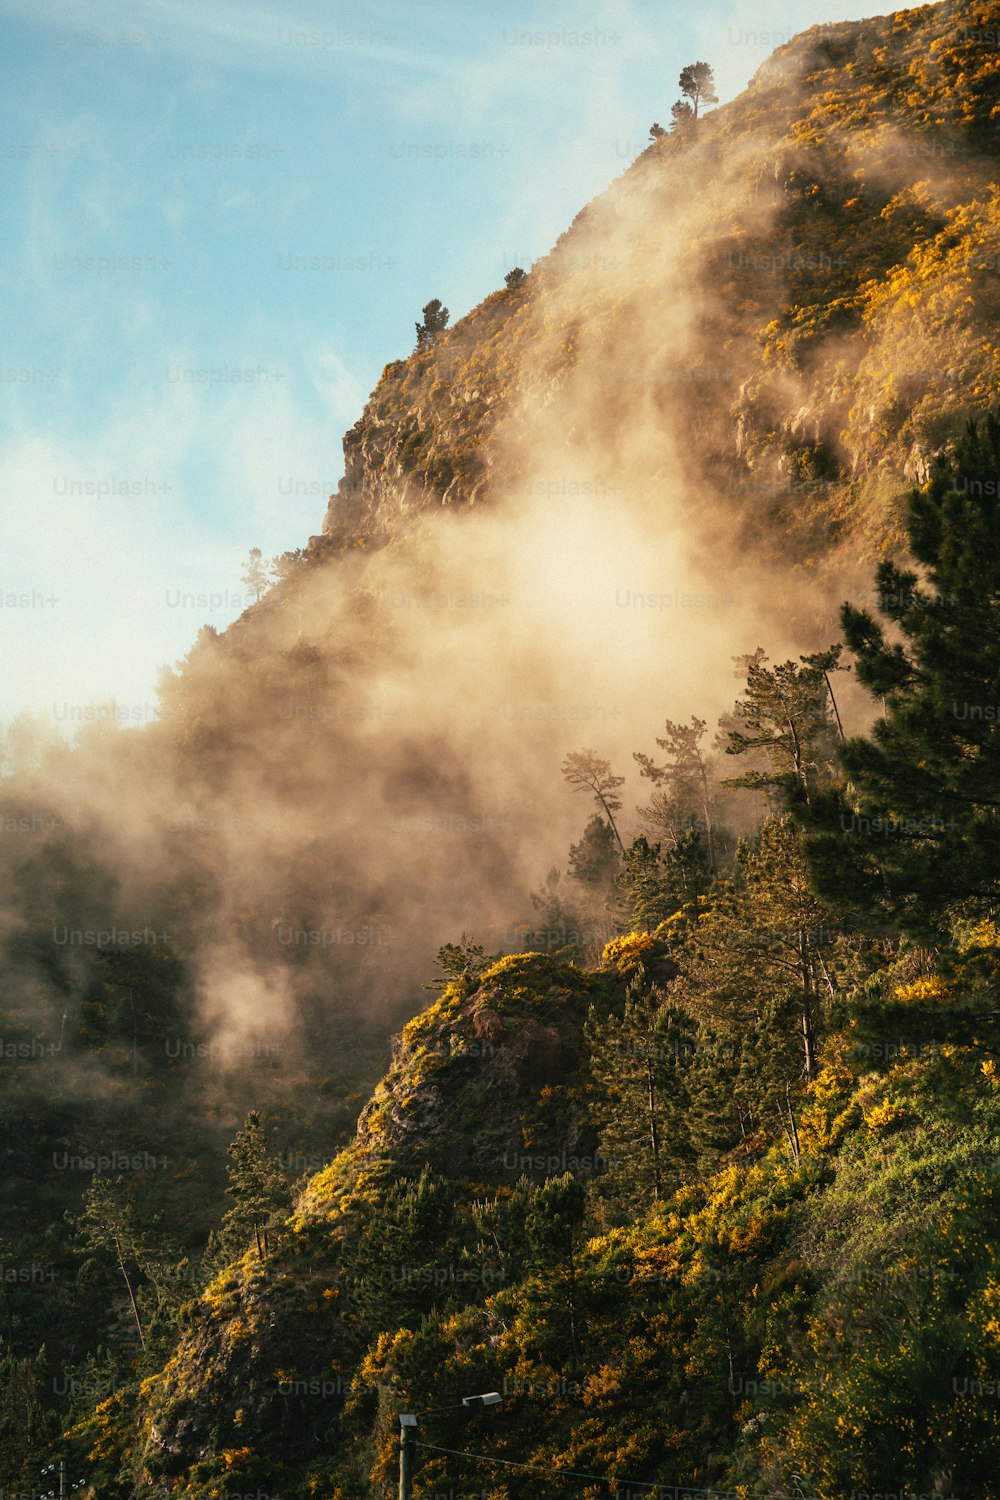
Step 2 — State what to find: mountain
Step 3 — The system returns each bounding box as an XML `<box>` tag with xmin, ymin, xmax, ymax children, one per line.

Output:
<box><xmin>3</xmin><ymin>0</ymin><xmax>1000</xmax><ymax>1495</ymax></box>
<box><xmin>315</xmin><ymin>0</ymin><xmax>1000</xmax><ymax>557</ymax></box>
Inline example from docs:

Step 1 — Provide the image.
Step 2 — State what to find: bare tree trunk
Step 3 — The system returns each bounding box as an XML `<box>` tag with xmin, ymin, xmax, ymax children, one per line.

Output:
<box><xmin>719</xmin><ymin>1282</ymin><xmax>737</xmax><ymax>1409</ymax></box>
<box><xmin>784</xmin><ymin>1082</ymin><xmax>802</xmax><ymax>1164</ymax></box>
<box><xmin>697</xmin><ymin>751</ymin><xmax>717</xmax><ymax>874</ymax></box>
<box><xmin>824</xmin><ymin>669</ymin><xmax>846</xmax><ymax>742</ymax></box>
<box><xmin>597</xmin><ymin>792</ymin><xmax>626</xmax><ymax>855</ymax></box>
<box><xmin>797</xmin><ymin>930</ymin><xmax>816</xmax><ymax>1079</ymax></box>
<box><xmin>114</xmin><ymin>1235</ymin><xmax>145</xmax><ymax>1350</ymax></box>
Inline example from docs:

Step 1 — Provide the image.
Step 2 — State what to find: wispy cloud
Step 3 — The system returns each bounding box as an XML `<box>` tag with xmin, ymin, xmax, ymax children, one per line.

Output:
<box><xmin>0</xmin><ymin>0</ymin><xmax>464</xmax><ymax>82</ymax></box>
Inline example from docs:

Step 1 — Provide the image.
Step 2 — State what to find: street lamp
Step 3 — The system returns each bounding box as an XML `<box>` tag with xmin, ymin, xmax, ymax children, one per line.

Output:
<box><xmin>398</xmin><ymin>1392</ymin><xmax>502</xmax><ymax>1500</ymax></box>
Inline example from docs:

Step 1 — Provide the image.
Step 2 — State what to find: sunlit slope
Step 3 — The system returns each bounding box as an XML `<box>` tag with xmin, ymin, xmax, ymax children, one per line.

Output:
<box><xmin>308</xmin><ymin>0</ymin><xmax>1000</xmax><ymax>573</ymax></box>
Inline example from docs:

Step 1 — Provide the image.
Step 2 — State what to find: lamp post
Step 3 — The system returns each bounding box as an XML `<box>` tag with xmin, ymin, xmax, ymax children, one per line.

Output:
<box><xmin>397</xmin><ymin>1391</ymin><xmax>502</xmax><ymax>1500</ymax></box>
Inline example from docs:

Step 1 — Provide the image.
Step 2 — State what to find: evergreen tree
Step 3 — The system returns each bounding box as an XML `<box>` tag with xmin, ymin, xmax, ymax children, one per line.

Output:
<box><xmin>620</xmin><ymin>830</ymin><xmax>710</xmax><ymax>930</ymax></box>
<box><xmin>415</xmin><ymin>298</ymin><xmax>449</xmax><ymax>349</ymax></box>
<box><xmin>504</xmin><ymin>267</ymin><xmax>527</xmax><ymax>289</ymax></box>
<box><xmin>649</xmin><ymin>121</ymin><xmax>667</xmax><ymax>140</ymax></box>
<box><xmin>685</xmin><ymin>1027</ymin><xmax>746</xmax><ymax>1168</ymax></box>
<box><xmin>349</xmin><ymin>1167</ymin><xmax>458</xmax><ymax>1330</ymax></box>
<box><xmin>620</xmin><ymin>835</ymin><xmax>674</xmax><ymax>930</ymax></box>
<box><xmin>809</xmin><ymin>415</ymin><xmax>1000</xmax><ymax>943</ymax></box>
<box><xmin>677</xmin><ymin>61</ymin><xmax>719</xmax><ymax>118</ymax></box>
<box><xmin>470</xmin><ymin>1178</ymin><xmax>535</xmax><ymax>1285</ymax></box>
<box><xmin>0</xmin><ymin>1348</ymin><xmax>55</xmax><ymax>1495</ymax></box>
<box><xmin>522</xmin><ymin>866</ymin><xmax>590</xmax><ymax>960</ymax></box>
<box><xmin>723</xmin><ymin>646</ymin><xmax>843</xmax><ymax>808</ymax></box>
<box><xmin>240</xmin><ymin>546</ymin><xmax>272</xmax><ymax>603</ymax></box>
<box><xmin>561</xmin><ymin>749</ymin><xmax>626</xmax><ymax>852</ymax></box>
<box><xmin>426</xmin><ymin>935</ymin><xmax>498</xmax><ymax>992</ymax></box>
<box><xmin>568</xmin><ymin>814</ymin><xmax>621</xmax><ymax>897</ymax></box>
<box><xmin>72</xmin><ymin>1178</ymin><xmax>150</xmax><ymax>1350</ymax></box>
<box><xmin>670</xmin><ymin>100</ymin><xmax>695</xmax><ymax>131</ymax></box>
<box><xmin>586</xmin><ymin>975</ymin><xmax>696</xmax><ymax>1216</ymax></box>
<box><xmin>635</xmin><ymin>715</ymin><xmax>719</xmax><ymax>871</ymax></box>
<box><xmin>215</xmin><ymin>1112</ymin><xmax>290</xmax><ymax>1262</ymax></box>
<box><xmin>525</xmin><ymin>1175</ymin><xmax>586</xmax><ymax>1364</ymax></box>
<box><xmin>674</xmin><ymin>817</ymin><xmax>838</xmax><ymax>1084</ymax></box>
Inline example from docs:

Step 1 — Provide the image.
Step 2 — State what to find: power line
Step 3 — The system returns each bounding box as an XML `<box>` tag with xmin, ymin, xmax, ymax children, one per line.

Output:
<box><xmin>414</xmin><ymin>1438</ymin><xmax>735</xmax><ymax>1496</ymax></box>
<box><xmin>414</xmin><ymin>1441</ymin><xmax>821</xmax><ymax>1500</ymax></box>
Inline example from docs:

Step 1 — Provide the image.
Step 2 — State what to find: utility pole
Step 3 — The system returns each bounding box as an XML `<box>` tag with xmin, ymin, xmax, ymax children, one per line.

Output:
<box><xmin>39</xmin><ymin>1459</ymin><xmax>69</xmax><ymax>1499</ymax></box>
<box><xmin>397</xmin><ymin>1392</ymin><xmax>501</xmax><ymax>1500</ymax></box>
<box><xmin>398</xmin><ymin>1413</ymin><xmax>417</xmax><ymax>1500</ymax></box>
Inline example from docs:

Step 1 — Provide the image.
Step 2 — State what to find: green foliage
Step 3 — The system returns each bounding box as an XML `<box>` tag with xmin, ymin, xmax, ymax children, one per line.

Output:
<box><xmin>426</xmin><ymin>935</ymin><xmax>498</xmax><ymax>992</ymax></box>
<box><xmin>811</xmin><ymin>415</ymin><xmax>1000</xmax><ymax>944</ymax></box>
<box><xmin>567</xmin><ymin>814</ymin><xmax>620</xmax><ymax>896</ymax></box>
<box><xmin>522</xmin><ymin>866</ymin><xmax>591</xmax><ymax>960</ymax></box>
<box><xmin>0</xmin><ymin>1348</ymin><xmax>56</xmax><ymax>1494</ymax></box>
<box><xmin>239</xmin><ymin>546</ymin><xmax>273</xmax><ymax>603</ymax></box>
<box><xmin>414</xmin><ymin>297</ymin><xmax>450</xmax><ymax>349</ymax></box>
<box><xmin>619</xmin><ymin>830</ymin><xmax>710</xmax><ymax>930</ymax></box>
<box><xmin>71</xmin><ymin>1177</ymin><xmax>152</xmax><ymax>1351</ymax></box>
<box><xmin>635</xmin><ymin>714</ymin><xmax>720</xmax><ymax>872</ymax></box>
<box><xmin>670</xmin><ymin>99</ymin><xmax>695</xmax><ymax>133</ymax></box>
<box><xmin>561</xmin><ymin>749</ymin><xmax>626</xmax><ymax>853</ymax></box>
<box><xmin>677</xmin><ymin>60</ymin><xmax>718</xmax><ymax>118</ymax></box>
<box><xmin>586</xmin><ymin>975</ymin><xmax>696</xmax><ymax>1216</ymax></box>
<box><xmin>214</xmin><ymin>1112</ymin><xmax>291</xmax><ymax>1263</ymax></box>
<box><xmin>723</xmin><ymin>645</ymin><xmax>844</xmax><ymax>808</ymax></box>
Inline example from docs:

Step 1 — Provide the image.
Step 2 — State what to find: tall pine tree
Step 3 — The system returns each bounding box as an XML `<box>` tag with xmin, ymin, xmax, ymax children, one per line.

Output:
<box><xmin>809</xmin><ymin>414</ymin><xmax>1000</xmax><ymax>944</ymax></box>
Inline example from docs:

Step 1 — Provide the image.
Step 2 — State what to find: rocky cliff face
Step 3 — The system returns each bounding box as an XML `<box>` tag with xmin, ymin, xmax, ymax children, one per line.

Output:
<box><xmin>318</xmin><ymin>0</ymin><xmax>1000</xmax><ymax>569</ymax></box>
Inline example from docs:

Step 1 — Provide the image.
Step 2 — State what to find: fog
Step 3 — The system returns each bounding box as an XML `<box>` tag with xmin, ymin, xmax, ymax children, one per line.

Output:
<box><xmin>2</xmin><ymin>16</ymin><xmax>988</xmax><ymax>1124</ymax></box>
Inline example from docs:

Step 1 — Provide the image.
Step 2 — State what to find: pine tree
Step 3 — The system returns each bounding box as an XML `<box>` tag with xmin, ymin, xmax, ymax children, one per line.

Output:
<box><xmin>674</xmin><ymin>817</ymin><xmax>838</xmax><ymax>1084</ymax></box>
<box><xmin>415</xmin><ymin>298</ymin><xmax>450</xmax><ymax>349</ymax></box>
<box><xmin>568</xmin><ymin>814</ymin><xmax>621</xmax><ymax>898</ymax></box>
<box><xmin>525</xmin><ymin>1175</ymin><xmax>586</xmax><ymax>1364</ymax></box>
<box><xmin>677</xmin><ymin>61</ymin><xmax>718</xmax><ymax>118</ymax></box>
<box><xmin>426</xmin><ymin>936</ymin><xmax>497</xmax><ymax>992</ymax></box>
<box><xmin>349</xmin><ymin>1167</ymin><xmax>458</xmax><ymax>1329</ymax></box>
<box><xmin>635</xmin><ymin>715</ymin><xmax>719</xmax><ymax>871</ymax></box>
<box><xmin>670</xmin><ymin>100</ymin><xmax>695</xmax><ymax>132</ymax></box>
<box><xmin>723</xmin><ymin>646</ymin><xmax>843</xmax><ymax>809</ymax></box>
<box><xmin>522</xmin><ymin>866</ymin><xmax>590</xmax><ymax>959</ymax></box>
<box><xmin>72</xmin><ymin>1177</ymin><xmax>151</xmax><ymax>1350</ymax></box>
<box><xmin>216</xmin><ymin>1112</ymin><xmax>290</xmax><ymax>1262</ymax></box>
<box><xmin>808</xmin><ymin>415</ymin><xmax>1000</xmax><ymax>943</ymax></box>
<box><xmin>586</xmin><ymin>976</ymin><xmax>696</xmax><ymax>1216</ymax></box>
<box><xmin>0</xmin><ymin>1348</ymin><xmax>55</xmax><ymax>1494</ymax></box>
<box><xmin>561</xmin><ymin>750</ymin><xmax>626</xmax><ymax>852</ymax></box>
<box><xmin>620</xmin><ymin>830</ymin><xmax>710</xmax><ymax>931</ymax></box>
<box><xmin>685</xmin><ymin>1026</ymin><xmax>746</xmax><ymax>1167</ymax></box>
<box><xmin>240</xmin><ymin>546</ymin><xmax>273</xmax><ymax>603</ymax></box>
<box><xmin>620</xmin><ymin>835</ymin><xmax>674</xmax><ymax>930</ymax></box>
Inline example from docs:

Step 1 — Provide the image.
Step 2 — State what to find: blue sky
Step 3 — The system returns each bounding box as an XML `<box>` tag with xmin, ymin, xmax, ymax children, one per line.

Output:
<box><xmin>0</xmin><ymin>0</ymin><xmax>894</xmax><ymax>725</ymax></box>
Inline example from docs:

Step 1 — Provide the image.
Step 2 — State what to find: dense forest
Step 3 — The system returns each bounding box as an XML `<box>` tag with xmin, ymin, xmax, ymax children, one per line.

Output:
<box><xmin>3</xmin><ymin>0</ymin><xmax>1000</xmax><ymax>1495</ymax></box>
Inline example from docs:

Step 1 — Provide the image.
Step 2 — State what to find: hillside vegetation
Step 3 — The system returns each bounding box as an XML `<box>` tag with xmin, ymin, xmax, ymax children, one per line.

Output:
<box><xmin>3</xmin><ymin>1</ymin><xmax>1000</xmax><ymax>1496</ymax></box>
